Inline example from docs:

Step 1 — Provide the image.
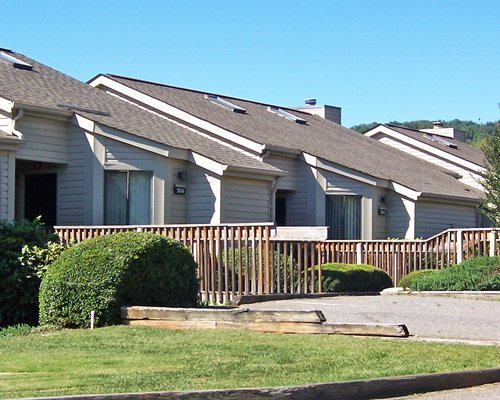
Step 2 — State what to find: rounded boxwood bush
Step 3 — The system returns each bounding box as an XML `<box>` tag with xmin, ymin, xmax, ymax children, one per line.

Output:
<box><xmin>39</xmin><ymin>232</ymin><xmax>199</xmax><ymax>327</ymax></box>
<box><xmin>319</xmin><ymin>263</ymin><xmax>392</xmax><ymax>292</ymax></box>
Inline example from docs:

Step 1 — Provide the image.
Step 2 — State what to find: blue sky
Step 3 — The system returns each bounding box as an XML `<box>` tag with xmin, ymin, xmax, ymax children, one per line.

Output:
<box><xmin>3</xmin><ymin>0</ymin><xmax>499</xmax><ymax>127</ymax></box>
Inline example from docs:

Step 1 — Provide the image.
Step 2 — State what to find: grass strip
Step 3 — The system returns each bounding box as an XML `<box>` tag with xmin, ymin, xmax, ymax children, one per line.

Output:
<box><xmin>1</xmin><ymin>325</ymin><xmax>499</xmax><ymax>398</ymax></box>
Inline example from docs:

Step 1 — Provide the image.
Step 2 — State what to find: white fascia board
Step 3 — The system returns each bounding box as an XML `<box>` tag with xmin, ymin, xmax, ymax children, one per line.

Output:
<box><xmin>73</xmin><ymin>114</ymin><xmax>95</xmax><ymax>132</ymax></box>
<box><xmin>224</xmin><ymin>166</ymin><xmax>285</xmax><ymax>181</ymax></box>
<box><xmin>189</xmin><ymin>152</ymin><xmax>226</xmax><ymax>176</ymax></box>
<box><xmin>90</xmin><ymin>75</ymin><xmax>265</xmax><ymax>155</ymax></box>
<box><xmin>301</xmin><ymin>152</ymin><xmax>318</xmax><ymax>167</ymax></box>
<box><xmin>367</xmin><ymin>125</ymin><xmax>484</xmax><ymax>173</ymax></box>
<box><xmin>73</xmin><ymin>114</ymin><xmax>183</xmax><ymax>159</ymax></box>
<box><xmin>0</xmin><ymin>97</ymin><xmax>13</xmax><ymax>113</ymax></box>
<box><xmin>388</xmin><ymin>181</ymin><xmax>421</xmax><ymax>201</ymax></box>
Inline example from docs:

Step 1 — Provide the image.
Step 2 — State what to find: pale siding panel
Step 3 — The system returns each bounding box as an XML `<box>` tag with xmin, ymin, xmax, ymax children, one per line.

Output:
<box><xmin>57</xmin><ymin>125</ymin><xmax>90</xmax><ymax>224</ymax></box>
<box><xmin>0</xmin><ymin>152</ymin><xmax>10</xmax><ymax>219</ymax></box>
<box><xmin>104</xmin><ymin>138</ymin><xmax>153</xmax><ymax>168</ymax></box>
<box><xmin>169</xmin><ymin>159</ymin><xmax>188</xmax><ymax>223</ymax></box>
<box><xmin>16</xmin><ymin>116</ymin><xmax>68</xmax><ymax>163</ymax></box>
<box><xmin>415</xmin><ymin>201</ymin><xmax>478</xmax><ymax>238</ymax></box>
<box><xmin>386</xmin><ymin>192</ymin><xmax>413</xmax><ymax>239</ymax></box>
<box><xmin>324</xmin><ymin>170</ymin><xmax>374</xmax><ymax>197</ymax></box>
<box><xmin>286</xmin><ymin>160</ymin><xmax>309</xmax><ymax>225</ymax></box>
<box><xmin>223</xmin><ymin>177</ymin><xmax>270</xmax><ymax>223</ymax></box>
<box><xmin>266</xmin><ymin>156</ymin><xmax>296</xmax><ymax>190</ymax></box>
<box><xmin>187</xmin><ymin>166</ymin><xmax>216</xmax><ymax>223</ymax></box>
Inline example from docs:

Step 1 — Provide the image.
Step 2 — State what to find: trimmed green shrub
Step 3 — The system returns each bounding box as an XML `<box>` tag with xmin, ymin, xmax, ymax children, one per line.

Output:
<box><xmin>398</xmin><ymin>269</ymin><xmax>438</xmax><ymax>289</ymax></box>
<box><xmin>0</xmin><ymin>218</ymin><xmax>56</xmax><ymax>327</ymax></box>
<box><xmin>39</xmin><ymin>232</ymin><xmax>199</xmax><ymax>328</ymax></box>
<box><xmin>401</xmin><ymin>256</ymin><xmax>500</xmax><ymax>291</ymax></box>
<box><xmin>319</xmin><ymin>263</ymin><xmax>393</xmax><ymax>292</ymax></box>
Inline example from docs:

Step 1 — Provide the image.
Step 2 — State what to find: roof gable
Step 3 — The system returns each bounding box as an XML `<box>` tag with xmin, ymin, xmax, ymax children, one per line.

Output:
<box><xmin>0</xmin><ymin>51</ymin><xmax>283</xmax><ymax>176</ymax></box>
<box><xmin>96</xmin><ymin>74</ymin><xmax>482</xmax><ymax>201</ymax></box>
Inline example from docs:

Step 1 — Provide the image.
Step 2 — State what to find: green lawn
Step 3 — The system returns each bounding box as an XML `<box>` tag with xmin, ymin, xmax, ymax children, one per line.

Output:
<box><xmin>1</xmin><ymin>325</ymin><xmax>500</xmax><ymax>398</ymax></box>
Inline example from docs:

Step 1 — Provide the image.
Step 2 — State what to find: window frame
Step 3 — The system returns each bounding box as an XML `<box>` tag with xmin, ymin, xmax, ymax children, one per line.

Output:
<box><xmin>104</xmin><ymin>170</ymin><xmax>152</xmax><ymax>225</ymax></box>
<box><xmin>325</xmin><ymin>194</ymin><xmax>362</xmax><ymax>240</ymax></box>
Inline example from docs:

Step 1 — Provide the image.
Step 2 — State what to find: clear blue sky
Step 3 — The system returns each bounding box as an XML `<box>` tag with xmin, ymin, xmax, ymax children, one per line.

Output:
<box><xmin>3</xmin><ymin>0</ymin><xmax>499</xmax><ymax>127</ymax></box>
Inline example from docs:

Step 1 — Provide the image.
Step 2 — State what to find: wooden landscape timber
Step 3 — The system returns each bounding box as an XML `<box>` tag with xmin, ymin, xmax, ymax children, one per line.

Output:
<box><xmin>121</xmin><ymin>306</ymin><xmax>409</xmax><ymax>337</ymax></box>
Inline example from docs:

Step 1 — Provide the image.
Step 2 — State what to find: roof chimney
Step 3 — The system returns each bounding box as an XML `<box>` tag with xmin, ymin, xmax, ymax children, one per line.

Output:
<box><xmin>433</xmin><ymin>121</ymin><xmax>444</xmax><ymax>129</ymax></box>
<box><xmin>305</xmin><ymin>98</ymin><xmax>317</xmax><ymax>106</ymax></box>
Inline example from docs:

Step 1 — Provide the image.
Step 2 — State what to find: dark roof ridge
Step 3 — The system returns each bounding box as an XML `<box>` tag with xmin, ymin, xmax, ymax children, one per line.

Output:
<box><xmin>385</xmin><ymin>123</ymin><xmax>425</xmax><ymax>134</ymax></box>
<box><xmin>103</xmin><ymin>73</ymin><xmax>310</xmax><ymax>116</ymax></box>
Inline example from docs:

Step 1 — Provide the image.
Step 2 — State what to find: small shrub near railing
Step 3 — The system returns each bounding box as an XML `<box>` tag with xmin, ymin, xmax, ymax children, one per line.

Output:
<box><xmin>318</xmin><ymin>263</ymin><xmax>393</xmax><ymax>292</ymax></box>
<box><xmin>39</xmin><ymin>232</ymin><xmax>199</xmax><ymax>328</ymax></box>
<box><xmin>398</xmin><ymin>256</ymin><xmax>500</xmax><ymax>291</ymax></box>
<box><xmin>398</xmin><ymin>269</ymin><xmax>438</xmax><ymax>289</ymax></box>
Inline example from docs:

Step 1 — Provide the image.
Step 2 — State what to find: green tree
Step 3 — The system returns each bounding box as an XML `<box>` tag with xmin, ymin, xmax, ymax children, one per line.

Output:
<box><xmin>479</xmin><ymin>123</ymin><xmax>500</xmax><ymax>226</ymax></box>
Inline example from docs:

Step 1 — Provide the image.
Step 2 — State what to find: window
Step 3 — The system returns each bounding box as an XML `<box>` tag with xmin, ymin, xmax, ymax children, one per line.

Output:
<box><xmin>325</xmin><ymin>195</ymin><xmax>361</xmax><ymax>239</ymax></box>
<box><xmin>105</xmin><ymin>171</ymin><xmax>152</xmax><ymax>225</ymax></box>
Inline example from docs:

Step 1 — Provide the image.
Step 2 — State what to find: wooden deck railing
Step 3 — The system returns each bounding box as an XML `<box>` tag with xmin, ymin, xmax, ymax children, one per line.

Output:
<box><xmin>55</xmin><ymin>225</ymin><xmax>499</xmax><ymax>301</ymax></box>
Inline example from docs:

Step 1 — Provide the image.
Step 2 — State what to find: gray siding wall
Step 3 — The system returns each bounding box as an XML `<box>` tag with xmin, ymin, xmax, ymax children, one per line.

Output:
<box><xmin>0</xmin><ymin>152</ymin><xmax>10</xmax><ymax>219</ymax></box>
<box><xmin>286</xmin><ymin>160</ymin><xmax>309</xmax><ymax>225</ymax></box>
<box><xmin>187</xmin><ymin>165</ymin><xmax>217</xmax><ymax>223</ymax></box>
<box><xmin>415</xmin><ymin>201</ymin><xmax>479</xmax><ymax>238</ymax></box>
<box><xmin>324</xmin><ymin>171</ymin><xmax>374</xmax><ymax>196</ymax></box>
<box><xmin>57</xmin><ymin>125</ymin><xmax>90</xmax><ymax>225</ymax></box>
<box><xmin>266</xmin><ymin>155</ymin><xmax>297</xmax><ymax>190</ymax></box>
<box><xmin>104</xmin><ymin>138</ymin><xmax>153</xmax><ymax>168</ymax></box>
<box><xmin>16</xmin><ymin>116</ymin><xmax>68</xmax><ymax>163</ymax></box>
<box><xmin>169</xmin><ymin>159</ymin><xmax>188</xmax><ymax>223</ymax></box>
<box><xmin>385</xmin><ymin>192</ymin><xmax>413</xmax><ymax>239</ymax></box>
<box><xmin>222</xmin><ymin>177</ymin><xmax>271</xmax><ymax>223</ymax></box>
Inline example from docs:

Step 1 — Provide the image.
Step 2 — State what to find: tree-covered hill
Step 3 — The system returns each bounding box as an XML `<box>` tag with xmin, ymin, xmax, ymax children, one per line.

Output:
<box><xmin>350</xmin><ymin>119</ymin><xmax>499</xmax><ymax>145</ymax></box>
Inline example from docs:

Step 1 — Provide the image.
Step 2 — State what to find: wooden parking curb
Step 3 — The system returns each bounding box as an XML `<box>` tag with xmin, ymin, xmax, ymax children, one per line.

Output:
<box><xmin>19</xmin><ymin>367</ymin><xmax>500</xmax><ymax>400</ymax></box>
<box><xmin>121</xmin><ymin>306</ymin><xmax>408</xmax><ymax>337</ymax></box>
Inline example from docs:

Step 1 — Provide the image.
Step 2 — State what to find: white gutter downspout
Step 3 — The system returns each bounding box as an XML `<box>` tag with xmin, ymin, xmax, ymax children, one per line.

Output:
<box><xmin>11</xmin><ymin>109</ymin><xmax>24</xmax><ymax>140</ymax></box>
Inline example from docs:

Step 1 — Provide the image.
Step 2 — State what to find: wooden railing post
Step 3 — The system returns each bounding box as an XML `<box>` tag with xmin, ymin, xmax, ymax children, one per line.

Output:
<box><xmin>356</xmin><ymin>242</ymin><xmax>363</xmax><ymax>265</ymax></box>
<box><xmin>456</xmin><ymin>230</ymin><xmax>463</xmax><ymax>264</ymax></box>
<box><xmin>490</xmin><ymin>229</ymin><xmax>497</xmax><ymax>257</ymax></box>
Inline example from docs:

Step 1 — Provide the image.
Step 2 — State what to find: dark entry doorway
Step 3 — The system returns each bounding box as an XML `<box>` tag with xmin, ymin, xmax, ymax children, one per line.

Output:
<box><xmin>24</xmin><ymin>173</ymin><xmax>57</xmax><ymax>226</ymax></box>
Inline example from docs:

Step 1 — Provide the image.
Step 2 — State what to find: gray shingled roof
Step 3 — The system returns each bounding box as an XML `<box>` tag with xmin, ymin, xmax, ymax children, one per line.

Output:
<box><xmin>104</xmin><ymin>75</ymin><xmax>482</xmax><ymax>201</ymax></box>
<box><xmin>383</xmin><ymin>124</ymin><xmax>487</xmax><ymax>167</ymax></box>
<box><xmin>0</xmin><ymin>51</ymin><xmax>282</xmax><ymax>175</ymax></box>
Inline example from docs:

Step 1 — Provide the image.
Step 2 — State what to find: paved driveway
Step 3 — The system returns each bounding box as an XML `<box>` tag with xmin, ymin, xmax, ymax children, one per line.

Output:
<box><xmin>247</xmin><ymin>294</ymin><xmax>500</xmax><ymax>398</ymax></box>
<box><xmin>246</xmin><ymin>294</ymin><xmax>500</xmax><ymax>343</ymax></box>
<box><xmin>383</xmin><ymin>382</ymin><xmax>500</xmax><ymax>399</ymax></box>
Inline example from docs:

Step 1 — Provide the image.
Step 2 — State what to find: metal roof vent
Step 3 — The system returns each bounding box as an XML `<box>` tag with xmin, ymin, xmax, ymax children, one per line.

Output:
<box><xmin>305</xmin><ymin>98</ymin><xmax>317</xmax><ymax>106</ymax></box>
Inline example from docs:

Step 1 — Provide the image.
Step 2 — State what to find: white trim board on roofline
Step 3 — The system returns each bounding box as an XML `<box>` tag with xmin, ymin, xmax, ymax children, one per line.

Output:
<box><xmin>74</xmin><ymin>113</ymin><xmax>277</xmax><ymax>179</ymax></box>
<box><xmin>89</xmin><ymin>75</ymin><xmax>266</xmax><ymax>155</ymax></box>
<box><xmin>365</xmin><ymin>125</ymin><xmax>484</xmax><ymax>173</ymax></box>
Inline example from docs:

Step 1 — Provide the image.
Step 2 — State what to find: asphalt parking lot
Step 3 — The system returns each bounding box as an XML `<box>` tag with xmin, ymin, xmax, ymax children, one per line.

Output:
<box><xmin>246</xmin><ymin>293</ymin><xmax>500</xmax><ymax>399</ymax></box>
<box><xmin>246</xmin><ymin>293</ymin><xmax>500</xmax><ymax>343</ymax></box>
